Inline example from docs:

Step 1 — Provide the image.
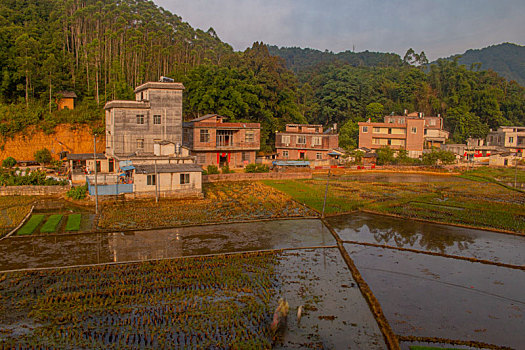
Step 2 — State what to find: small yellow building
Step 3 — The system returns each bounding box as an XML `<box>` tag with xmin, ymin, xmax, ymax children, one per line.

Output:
<box><xmin>56</xmin><ymin>91</ymin><xmax>77</xmax><ymax>110</ymax></box>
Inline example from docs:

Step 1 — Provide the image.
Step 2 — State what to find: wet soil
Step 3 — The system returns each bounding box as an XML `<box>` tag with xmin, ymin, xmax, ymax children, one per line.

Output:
<box><xmin>273</xmin><ymin>248</ymin><xmax>386</xmax><ymax>349</ymax></box>
<box><xmin>0</xmin><ymin>219</ymin><xmax>334</xmax><ymax>271</ymax></box>
<box><xmin>329</xmin><ymin>212</ymin><xmax>525</xmax><ymax>266</ymax></box>
<box><xmin>344</xmin><ymin>243</ymin><xmax>525</xmax><ymax>349</ymax></box>
<box><xmin>325</xmin><ymin>173</ymin><xmax>468</xmax><ymax>184</ymax></box>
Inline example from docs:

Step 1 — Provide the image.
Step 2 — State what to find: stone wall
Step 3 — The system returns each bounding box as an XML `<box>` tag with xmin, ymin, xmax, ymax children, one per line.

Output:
<box><xmin>203</xmin><ymin>172</ymin><xmax>312</xmax><ymax>183</ymax></box>
<box><xmin>0</xmin><ymin>185</ymin><xmax>71</xmax><ymax>196</ymax></box>
<box><xmin>0</xmin><ymin>124</ymin><xmax>105</xmax><ymax>161</ymax></box>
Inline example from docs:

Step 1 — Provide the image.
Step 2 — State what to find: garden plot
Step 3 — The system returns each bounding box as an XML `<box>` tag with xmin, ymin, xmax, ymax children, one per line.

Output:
<box><xmin>0</xmin><ymin>249</ymin><xmax>385</xmax><ymax>349</ymax></box>
<box><xmin>0</xmin><ymin>196</ymin><xmax>34</xmax><ymax>237</ymax></box>
<box><xmin>344</xmin><ymin>243</ymin><xmax>525</xmax><ymax>349</ymax></box>
<box><xmin>16</xmin><ymin>213</ymin><xmax>89</xmax><ymax>235</ymax></box>
<box><xmin>98</xmin><ymin>182</ymin><xmax>315</xmax><ymax>230</ymax></box>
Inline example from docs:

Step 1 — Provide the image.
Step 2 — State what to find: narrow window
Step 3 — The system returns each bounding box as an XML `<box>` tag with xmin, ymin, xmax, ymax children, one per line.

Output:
<box><xmin>137</xmin><ymin>139</ymin><xmax>144</xmax><ymax>149</ymax></box>
<box><xmin>411</xmin><ymin>127</ymin><xmax>417</xmax><ymax>134</ymax></box>
<box><xmin>362</xmin><ymin>126</ymin><xmax>368</xmax><ymax>133</ymax></box>
<box><xmin>245</xmin><ymin>131</ymin><xmax>255</xmax><ymax>143</ymax></box>
<box><xmin>283</xmin><ymin>150</ymin><xmax>289</xmax><ymax>158</ymax></box>
<box><xmin>316</xmin><ymin>152</ymin><xmax>322</xmax><ymax>160</ymax></box>
<box><xmin>297</xmin><ymin>135</ymin><xmax>306</xmax><ymax>144</ymax></box>
<box><xmin>136</xmin><ymin>115</ymin><xmax>144</xmax><ymax>124</ymax></box>
<box><xmin>153</xmin><ymin>115</ymin><xmax>161</xmax><ymax>125</ymax></box>
<box><xmin>312</xmin><ymin>136</ymin><xmax>322</xmax><ymax>146</ymax></box>
<box><xmin>180</xmin><ymin>173</ymin><xmax>190</xmax><ymax>184</ymax></box>
<box><xmin>147</xmin><ymin>175</ymin><xmax>156</xmax><ymax>186</ymax></box>
<box><xmin>242</xmin><ymin>152</ymin><xmax>250</xmax><ymax>162</ymax></box>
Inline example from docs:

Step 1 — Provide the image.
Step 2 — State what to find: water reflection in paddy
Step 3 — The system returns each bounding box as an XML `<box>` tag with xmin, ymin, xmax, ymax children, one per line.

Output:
<box><xmin>345</xmin><ymin>243</ymin><xmax>525</xmax><ymax>349</ymax></box>
<box><xmin>0</xmin><ymin>219</ymin><xmax>334</xmax><ymax>271</ymax></box>
<box><xmin>327</xmin><ymin>212</ymin><xmax>525</xmax><ymax>266</ymax></box>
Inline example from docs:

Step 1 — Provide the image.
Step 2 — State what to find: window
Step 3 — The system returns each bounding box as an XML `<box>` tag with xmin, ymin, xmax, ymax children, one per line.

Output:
<box><xmin>180</xmin><ymin>173</ymin><xmax>190</xmax><ymax>184</ymax></box>
<box><xmin>316</xmin><ymin>152</ymin><xmax>322</xmax><ymax>160</ymax></box>
<box><xmin>153</xmin><ymin>115</ymin><xmax>161</xmax><ymax>125</ymax></box>
<box><xmin>242</xmin><ymin>152</ymin><xmax>250</xmax><ymax>162</ymax></box>
<box><xmin>147</xmin><ymin>175</ymin><xmax>156</xmax><ymax>186</ymax></box>
<box><xmin>297</xmin><ymin>135</ymin><xmax>306</xmax><ymax>144</ymax></box>
<box><xmin>312</xmin><ymin>136</ymin><xmax>322</xmax><ymax>146</ymax></box>
<box><xmin>424</xmin><ymin>129</ymin><xmax>428</xmax><ymax>135</ymax></box>
<box><xmin>509</xmin><ymin>137</ymin><xmax>514</xmax><ymax>143</ymax></box>
<box><xmin>429</xmin><ymin>119</ymin><xmax>436</xmax><ymax>126</ymax></box>
<box><xmin>362</xmin><ymin>126</ymin><xmax>368</xmax><ymax>133</ymax></box>
<box><xmin>282</xmin><ymin>150</ymin><xmax>289</xmax><ymax>158</ymax></box>
<box><xmin>197</xmin><ymin>154</ymin><xmax>206</xmax><ymax>164</ymax></box>
<box><xmin>282</xmin><ymin>135</ymin><xmax>291</xmax><ymax>144</ymax></box>
<box><xmin>411</xmin><ymin>127</ymin><xmax>417</xmax><ymax>134</ymax></box>
<box><xmin>136</xmin><ymin>115</ymin><xmax>144</xmax><ymax>124</ymax></box>
<box><xmin>387</xmin><ymin>139</ymin><xmax>392</xmax><ymax>145</ymax></box>
<box><xmin>96</xmin><ymin>161</ymin><xmax>101</xmax><ymax>173</ymax></box>
<box><xmin>245</xmin><ymin>131</ymin><xmax>255</xmax><ymax>143</ymax></box>
<box><xmin>137</xmin><ymin>139</ymin><xmax>144</xmax><ymax>149</ymax></box>
<box><xmin>373</xmin><ymin>127</ymin><xmax>381</xmax><ymax>133</ymax></box>
<box><xmin>200</xmin><ymin>129</ymin><xmax>210</xmax><ymax>143</ymax></box>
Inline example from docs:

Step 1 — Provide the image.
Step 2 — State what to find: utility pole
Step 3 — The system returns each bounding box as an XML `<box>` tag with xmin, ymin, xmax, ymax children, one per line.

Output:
<box><xmin>322</xmin><ymin>168</ymin><xmax>331</xmax><ymax>218</ymax></box>
<box><xmin>154</xmin><ymin>159</ymin><xmax>158</xmax><ymax>203</ymax></box>
<box><xmin>93</xmin><ymin>134</ymin><xmax>99</xmax><ymax>214</ymax></box>
<box><xmin>514</xmin><ymin>152</ymin><xmax>519</xmax><ymax>188</ymax></box>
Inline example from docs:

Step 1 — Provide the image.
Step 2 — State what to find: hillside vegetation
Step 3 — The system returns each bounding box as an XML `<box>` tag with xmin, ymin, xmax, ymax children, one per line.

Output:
<box><xmin>0</xmin><ymin>0</ymin><xmax>524</xmax><ymax>154</ymax></box>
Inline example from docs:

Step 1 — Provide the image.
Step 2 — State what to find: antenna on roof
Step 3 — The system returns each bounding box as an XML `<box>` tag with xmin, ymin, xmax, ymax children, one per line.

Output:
<box><xmin>160</xmin><ymin>76</ymin><xmax>174</xmax><ymax>83</ymax></box>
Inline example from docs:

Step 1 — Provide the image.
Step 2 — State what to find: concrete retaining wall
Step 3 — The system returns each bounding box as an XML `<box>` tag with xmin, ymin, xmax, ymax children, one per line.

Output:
<box><xmin>0</xmin><ymin>185</ymin><xmax>71</xmax><ymax>196</ymax></box>
<box><xmin>203</xmin><ymin>172</ymin><xmax>312</xmax><ymax>183</ymax></box>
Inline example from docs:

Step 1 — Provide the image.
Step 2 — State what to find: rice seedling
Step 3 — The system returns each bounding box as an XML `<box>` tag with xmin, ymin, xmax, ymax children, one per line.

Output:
<box><xmin>65</xmin><ymin>214</ymin><xmax>82</xmax><ymax>232</ymax></box>
<box><xmin>0</xmin><ymin>252</ymin><xmax>279</xmax><ymax>348</ymax></box>
<box><xmin>40</xmin><ymin>215</ymin><xmax>64</xmax><ymax>234</ymax></box>
<box><xmin>16</xmin><ymin>214</ymin><xmax>45</xmax><ymax>235</ymax></box>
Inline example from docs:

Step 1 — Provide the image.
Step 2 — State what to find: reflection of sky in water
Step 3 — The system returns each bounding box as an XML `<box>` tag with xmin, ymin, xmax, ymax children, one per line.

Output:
<box><xmin>328</xmin><ymin>212</ymin><xmax>525</xmax><ymax>266</ymax></box>
<box><xmin>0</xmin><ymin>219</ymin><xmax>334</xmax><ymax>271</ymax></box>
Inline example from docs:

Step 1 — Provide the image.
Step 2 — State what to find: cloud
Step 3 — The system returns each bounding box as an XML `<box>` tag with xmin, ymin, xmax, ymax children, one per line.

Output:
<box><xmin>155</xmin><ymin>0</ymin><xmax>525</xmax><ymax>60</ymax></box>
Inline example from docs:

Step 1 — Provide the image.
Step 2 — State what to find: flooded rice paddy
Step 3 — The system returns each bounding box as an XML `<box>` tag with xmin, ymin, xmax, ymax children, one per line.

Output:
<box><xmin>0</xmin><ymin>219</ymin><xmax>334</xmax><ymax>271</ymax></box>
<box><xmin>1</xmin><ymin>209</ymin><xmax>525</xmax><ymax>349</ymax></box>
<box><xmin>328</xmin><ymin>212</ymin><xmax>525</xmax><ymax>266</ymax></box>
<box><xmin>330</xmin><ymin>173</ymin><xmax>469</xmax><ymax>183</ymax></box>
<box><xmin>344</xmin><ymin>243</ymin><xmax>525</xmax><ymax>349</ymax></box>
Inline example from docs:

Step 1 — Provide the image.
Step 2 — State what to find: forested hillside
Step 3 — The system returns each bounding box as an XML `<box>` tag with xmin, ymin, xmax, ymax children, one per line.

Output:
<box><xmin>442</xmin><ymin>43</ymin><xmax>525</xmax><ymax>87</ymax></box>
<box><xmin>0</xmin><ymin>0</ymin><xmax>524</xmax><ymax>153</ymax></box>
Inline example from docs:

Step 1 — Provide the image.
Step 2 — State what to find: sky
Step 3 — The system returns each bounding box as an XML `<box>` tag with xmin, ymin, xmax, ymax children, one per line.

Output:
<box><xmin>155</xmin><ymin>0</ymin><xmax>525</xmax><ymax>60</ymax></box>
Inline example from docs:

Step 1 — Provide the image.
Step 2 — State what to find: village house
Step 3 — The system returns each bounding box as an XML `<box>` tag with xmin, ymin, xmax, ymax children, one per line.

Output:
<box><xmin>486</xmin><ymin>126</ymin><xmax>525</xmax><ymax>155</ymax></box>
<box><xmin>359</xmin><ymin>112</ymin><xmax>449</xmax><ymax>158</ymax></box>
<box><xmin>275</xmin><ymin>124</ymin><xmax>339</xmax><ymax>161</ymax></box>
<box><xmin>71</xmin><ymin>79</ymin><xmax>202</xmax><ymax>197</ymax></box>
<box><xmin>182</xmin><ymin>114</ymin><xmax>261</xmax><ymax>168</ymax></box>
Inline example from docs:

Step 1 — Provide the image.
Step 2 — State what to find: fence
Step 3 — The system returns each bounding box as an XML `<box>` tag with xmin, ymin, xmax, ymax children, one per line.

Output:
<box><xmin>86</xmin><ymin>176</ymin><xmax>133</xmax><ymax>196</ymax></box>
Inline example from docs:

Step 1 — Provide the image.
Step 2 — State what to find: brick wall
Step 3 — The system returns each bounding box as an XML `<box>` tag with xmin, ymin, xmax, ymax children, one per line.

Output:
<box><xmin>0</xmin><ymin>185</ymin><xmax>71</xmax><ymax>196</ymax></box>
<box><xmin>203</xmin><ymin>172</ymin><xmax>312</xmax><ymax>183</ymax></box>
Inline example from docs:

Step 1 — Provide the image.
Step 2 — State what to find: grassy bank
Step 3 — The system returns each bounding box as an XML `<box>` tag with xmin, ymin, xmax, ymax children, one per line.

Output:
<box><xmin>0</xmin><ymin>196</ymin><xmax>34</xmax><ymax>236</ymax></box>
<box><xmin>264</xmin><ymin>177</ymin><xmax>525</xmax><ymax>233</ymax></box>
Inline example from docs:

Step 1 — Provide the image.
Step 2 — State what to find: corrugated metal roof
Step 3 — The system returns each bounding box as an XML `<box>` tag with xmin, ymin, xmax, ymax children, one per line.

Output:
<box><xmin>134</xmin><ymin>163</ymin><xmax>202</xmax><ymax>174</ymax></box>
<box><xmin>272</xmin><ymin>161</ymin><xmax>310</xmax><ymax>166</ymax></box>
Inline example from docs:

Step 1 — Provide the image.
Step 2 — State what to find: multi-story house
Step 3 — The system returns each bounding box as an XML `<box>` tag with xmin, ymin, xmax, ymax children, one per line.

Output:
<box><xmin>183</xmin><ymin>114</ymin><xmax>261</xmax><ymax>168</ymax></box>
<box><xmin>359</xmin><ymin>112</ymin><xmax>449</xmax><ymax>158</ymax></box>
<box><xmin>275</xmin><ymin>124</ymin><xmax>339</xmax><ymax>160</ymax></box>
<box><xmin>486</xmin><ymin>126</ymin><xmax>525</xmax><ymax>153</ymax></box>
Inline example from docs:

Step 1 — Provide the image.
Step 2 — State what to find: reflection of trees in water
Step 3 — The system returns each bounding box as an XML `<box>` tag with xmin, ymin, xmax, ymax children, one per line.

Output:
<box><xmin>369</xmin><ymin>220</ymin><xmax>474</xmax><ymax>253</ymax></box>
<box><xmin>331</xmin><ymin>215</ymin><xmax>474</xmax><ymax>254</ymax></box>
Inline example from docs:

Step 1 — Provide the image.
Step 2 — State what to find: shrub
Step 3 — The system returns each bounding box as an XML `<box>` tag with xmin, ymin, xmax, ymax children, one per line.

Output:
<box><xmin>34</xmin><ymin>148</ymin><xmax>52</xmax><ymax>164</ymax></box>
<box><xmin>245</xmin><ymin>163</ymin><xmax>270</xmax><ymax>173</ymax></box>
<box><xmin>206</xmin><ymin>165</ymin><xmax>220</xmax><ymax>175</ymax></box>
<box><xmin>2</xmin><ymin>156</ymin><xmax>16</xmax><ymax>168</ymax></box>
<box><xmin>376</xmin><ymin>146</ymin><xmax>395</xmax><ymax>165</ymax></box>
<box><xmin>67</xmin><ymin>185</ymin><xmax>88</xmax><ymax>200</ymax></box>
<box><xmin>221</xmin><ymin>165</ymin><xmax>234</xmax><ymax>174</ymax></box>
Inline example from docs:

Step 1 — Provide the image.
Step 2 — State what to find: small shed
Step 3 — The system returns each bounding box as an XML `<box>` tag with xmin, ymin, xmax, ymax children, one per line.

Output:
<box><xmin>362</xmin><ymin>152</ymin><xmax>377</xmax><ymax>165</ymax></box>
<box><xmin>133</xmin><ymin>163</ymin><xmax>203</xmax><ymax>197</ymax></box>
<box><xmin>56</xmin><ymin>91</ymin><xmax>78</xmax><ymax>110</ymax></box>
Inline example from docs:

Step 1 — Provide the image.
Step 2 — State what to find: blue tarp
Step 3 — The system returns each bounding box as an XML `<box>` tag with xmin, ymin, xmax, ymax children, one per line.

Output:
<box><xmin>120</xmin><ymin>165</ymin><xmax>135</xmax><ymax>171</ymax></box>
<box><xmin>272</xmin><ymin>160</ymin><xmax>310</xmax><ymax>167</ymax></box>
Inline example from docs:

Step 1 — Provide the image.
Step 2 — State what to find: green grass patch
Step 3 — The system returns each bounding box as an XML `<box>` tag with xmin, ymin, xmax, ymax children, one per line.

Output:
<box><xmin>40</xmin><ymin>214</ymin><xmax>63</xmax><ymax>233</ymax></box>
<box><xmin>17</xmin><ymin>215</ymin><xmax>45</xmax><ymax>235</ymax></box>
<box><xmin>65</xmin><ymin>214</ymin><xmax>82</xmax><ymax>232</ymax></box>
<box><xmin>461</xmin><ymin>166</ymin><xmax>525</xmax><ymax>183</ymax></box>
